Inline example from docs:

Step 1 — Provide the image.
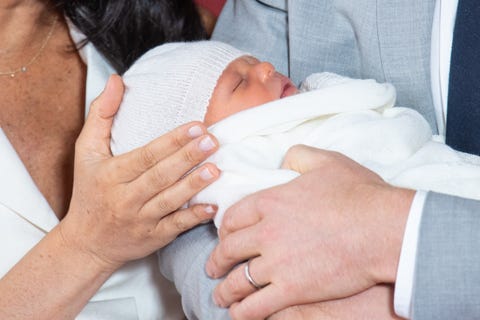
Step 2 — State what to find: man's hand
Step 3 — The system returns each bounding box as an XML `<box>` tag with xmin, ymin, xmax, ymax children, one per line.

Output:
<box><xmin>206</xmin><ymin>145</ymin><xmax>414</xmax><ymax>320</ymax></box>
<box><xmin>269</xmin><ymin>284</ymin><xmax>403</xmax><ymax>320</ymax></box>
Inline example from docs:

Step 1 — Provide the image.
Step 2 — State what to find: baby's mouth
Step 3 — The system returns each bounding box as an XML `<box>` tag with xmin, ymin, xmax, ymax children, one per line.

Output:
<box><xmin>280</xmin><ymin>77</ymin><xmax>299</xmax><ymax>98</ymax></box>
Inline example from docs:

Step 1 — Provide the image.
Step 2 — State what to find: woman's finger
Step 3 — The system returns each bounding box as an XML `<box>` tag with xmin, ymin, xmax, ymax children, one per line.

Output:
<box><xmin>76</xmin><ymin>75</ymin><xmax>124</xmax><ymax>159</ymax></box>
<box><xmin>213</xmin><ymin>258</ymin><xmax>269</xmax><ymax>308</ymax></box>
<box><xmin>206</xmin><ymin>225</ymin><xmax>262</xmax><ymax>279</ymax></box>
<box><xmin>140</xmin><ymin>162</ymin><xmax>220</xmax><ymax>219</ymax></box>
<box><xmin>114</xmin><ymin>121</ymin><xmax>208</xmax><ymax>180</ymax></box>
<box><xmin>130</xmin><ymin>133</ymin><xmax>218</xmax><ymax>200</ymax></box>
<box><xmin>153</xmin><ymin>204</ymin><xmax>217</xmax><ymax>246</ymax></box>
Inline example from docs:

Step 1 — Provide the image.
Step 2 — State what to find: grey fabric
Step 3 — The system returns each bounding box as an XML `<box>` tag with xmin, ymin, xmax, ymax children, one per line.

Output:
<box><xmin>158</xmin><ymin>224</ymin><xmax>228</xmax><ymax>319</ymax></box>
<box><xmin>212</xmin><ymin>0</ymin><xmax>289</xmax><ymax>77</ymax></box>
<box><xmin>414</xmin><ymin>192</ymin><xmax>480</xmax><ymax>319</ymax></box>
<box><xmin>213</xmin><ymin>0</ymin><xmax>438</xmax><ymax>132</ymax></box>
<box><xmin>159</xmin><ymin>1</ymin><xmax>480</xmax><ymax>319</ymax></box>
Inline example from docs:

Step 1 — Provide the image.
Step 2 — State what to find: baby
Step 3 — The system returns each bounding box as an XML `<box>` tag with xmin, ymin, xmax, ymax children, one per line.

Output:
<box><xmin>111</xmin><ymin>41</ymin><xmax>480</xmax><ymax>227</ymax></box>
<box><xmin>111</xmin><ymin>40</ymin><xmax>297</xmax><ymax>154</ymax></box>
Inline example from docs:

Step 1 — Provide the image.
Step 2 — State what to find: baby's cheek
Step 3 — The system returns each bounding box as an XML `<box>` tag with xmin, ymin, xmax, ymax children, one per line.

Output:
<box><xmin>244</xmin><ymin>91</ymin><xmax>276</xmax><ymax>109</ymax></box>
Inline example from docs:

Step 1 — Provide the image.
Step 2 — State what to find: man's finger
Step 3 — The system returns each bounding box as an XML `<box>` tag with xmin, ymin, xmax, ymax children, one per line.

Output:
<box><xmin>218</xmin><ymin>191</ymin><xmax>267</xmax><ymax>240</ymax></box>
<box><xmin>281</xmin><ymin>144</ymin><xmax>331</xmax><ymax>173</ymax></box>
<box><xmin>206</xmin><ymin>226</ymin><xmax>261</xmax><ymax>278</ymax></box>
<box><xmin>213</xmin><ymin>258</ymin><xmax>269</xmax><ymax>308</ymax></box>
<box><xmin>229</xmin><ymin>284</ymin><xmax>290</xmax><ymax>320</ymax></box>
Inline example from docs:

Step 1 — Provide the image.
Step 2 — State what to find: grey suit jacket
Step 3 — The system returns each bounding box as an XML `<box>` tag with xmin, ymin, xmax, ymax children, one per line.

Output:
<box><xmin>159</xmin><ymin>1</ymin><xmax>480</xmax><ymax>318</ymax></box>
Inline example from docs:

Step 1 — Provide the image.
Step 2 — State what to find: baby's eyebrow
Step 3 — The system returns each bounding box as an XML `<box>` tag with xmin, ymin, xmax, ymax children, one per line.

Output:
<box><xmin>245</xmin><ymin>56</ymin><xmax>261</xmax><ymax>64</ymax></box>
<box><xmin>241</xmin><ymin>55</ymin><xmax>259</xmax><ymax>65</ymax></box>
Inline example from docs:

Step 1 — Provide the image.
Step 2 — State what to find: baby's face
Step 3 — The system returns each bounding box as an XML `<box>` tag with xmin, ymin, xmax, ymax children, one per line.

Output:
<box><xmin>204</xmin><ymin>56</ymin><xmax>298</xmax><ymax>126</ymax></box>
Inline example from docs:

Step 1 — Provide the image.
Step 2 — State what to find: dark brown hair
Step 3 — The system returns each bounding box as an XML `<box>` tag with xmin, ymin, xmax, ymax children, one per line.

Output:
<box><xmin>56</xmin><ymin>0</ymin><xmax>207</xmax><ymax>74</ymax></box>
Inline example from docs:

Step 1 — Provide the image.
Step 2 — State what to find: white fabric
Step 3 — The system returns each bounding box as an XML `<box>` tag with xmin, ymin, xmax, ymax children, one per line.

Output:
<box><xmin>67</xmin><ymin>21</ymin><xmax>113</xmax><ymax>116</ymax></box>
<box><xmin>395</xmin><ymin>1</ymin><xmax>458</xmax><ymax>317</ymax></box>
<box><xmin>111</xmin><ymin>41</ymin><xmax>248</xmax><ymax>156</ymax></box>
<box><xmin>430</xmin><ymin>0</ymin><xmax>458</xmax><ymax>137</ymax></box>
<box><xmin>0</xmin><ymin>26</ymin><xmax>184</xmax><ymax>319</ymax></box>
<box><xmin>186</xmin><ymin>73</ymin><xmax>480</xmax><ymax>229</ymax></box>
<box><xmin>394</xmin><ymin>190</ymin><xmax>427</xmax><ymax>318</ymax></box>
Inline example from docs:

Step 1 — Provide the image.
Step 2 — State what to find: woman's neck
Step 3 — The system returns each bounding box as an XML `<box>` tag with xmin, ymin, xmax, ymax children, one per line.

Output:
<box><xmin>0</xmin><ymin>1</ymin><xmax>58</xmax><ymax>57</ymax></box>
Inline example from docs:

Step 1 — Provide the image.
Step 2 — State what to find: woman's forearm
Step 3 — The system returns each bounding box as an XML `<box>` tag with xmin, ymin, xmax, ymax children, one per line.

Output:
<box><xmin>0</xmin><ymin>76</ymin><xmax>221</xmax><ymax>319</ymax></box>
<box><xmin>0</xmin><ymin>223</ymin><xmax>115</xmax><ymax>319</ymax></box>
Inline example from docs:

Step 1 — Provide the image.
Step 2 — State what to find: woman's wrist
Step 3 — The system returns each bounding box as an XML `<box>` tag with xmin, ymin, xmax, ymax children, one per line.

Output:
<box><xmin>57</xmin><ymin>213</ymin><xmax>125</xmax><ymax>275</ymax></box>
<box><xmin>44</xmin><ymin>224</ymin><xmax>119</xmax><ymax>306</ymax></box>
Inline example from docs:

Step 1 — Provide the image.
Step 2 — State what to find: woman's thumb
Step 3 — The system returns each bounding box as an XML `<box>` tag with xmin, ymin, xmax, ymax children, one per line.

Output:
<box><xmin>76</xmin><ymin>74</ymin><xmax>124</xmax><ymax>159</ymax></box>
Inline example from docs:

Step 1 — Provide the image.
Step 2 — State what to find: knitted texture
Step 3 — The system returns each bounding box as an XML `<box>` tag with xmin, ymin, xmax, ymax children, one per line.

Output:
<box><xmin>111</xmin><ymin>41</ymin><xmax>248</xmax><ymax>155</ymax></box>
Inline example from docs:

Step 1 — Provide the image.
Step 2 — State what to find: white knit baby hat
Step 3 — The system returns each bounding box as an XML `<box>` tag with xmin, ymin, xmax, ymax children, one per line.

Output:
<box><xmin>110</xmin><ymin>40</ymin><xmax>248</xmax><ymax>155</ymax></box>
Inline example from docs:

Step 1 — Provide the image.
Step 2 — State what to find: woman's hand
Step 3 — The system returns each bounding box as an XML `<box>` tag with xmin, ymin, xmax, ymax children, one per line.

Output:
<box><xmin>60</xmin><ymin>75</ymin><xmax>221</xmax><ymax>271</ymax></box>
<box><xmin>0</xmin><ymin>75</ymin><xmax>221</xmax><ymax>319</ymax></box>
<box><xmin>205</xmin><ymin>145</ymin><xmax>414</xmax><ymax>320</ymax></box>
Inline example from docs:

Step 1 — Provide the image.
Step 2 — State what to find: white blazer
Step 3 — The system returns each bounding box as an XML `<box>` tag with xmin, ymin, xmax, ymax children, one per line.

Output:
<box><xmin>0</xmin><ymin>26</ymin><xmax>184</xmax><ymax>320</ymax></box>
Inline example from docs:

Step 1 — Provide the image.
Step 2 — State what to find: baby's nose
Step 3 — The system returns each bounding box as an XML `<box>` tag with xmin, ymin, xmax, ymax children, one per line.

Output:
<box><xmin>254</xmin><ymin>62</ymin><xmax>275</xmax><ymax>82</ymax></box>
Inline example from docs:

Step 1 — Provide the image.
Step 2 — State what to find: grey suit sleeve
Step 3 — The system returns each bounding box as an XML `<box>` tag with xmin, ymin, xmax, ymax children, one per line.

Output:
<box><xmin>158</xmin><ymin>224</ymin><xmax>230</xmax><ymax>320</ymax></box>
<box><xmin>413</xmin><ymin>192</ymin><xmax>480</xmax><ymax>319</ymax></box>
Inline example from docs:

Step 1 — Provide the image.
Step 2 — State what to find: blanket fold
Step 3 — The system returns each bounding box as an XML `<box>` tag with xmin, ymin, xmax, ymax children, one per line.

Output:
<box><xmin>189</xmin><ymin>73</ymin><xmax>480</xmax><ymax>227</ymax></box>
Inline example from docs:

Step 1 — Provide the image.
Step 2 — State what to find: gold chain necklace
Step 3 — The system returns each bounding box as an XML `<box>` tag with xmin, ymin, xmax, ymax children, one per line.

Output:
<box><xmin>0</xmin><ymin>16</ymin><xmax>58</xmax><ymax>78</ymax></box>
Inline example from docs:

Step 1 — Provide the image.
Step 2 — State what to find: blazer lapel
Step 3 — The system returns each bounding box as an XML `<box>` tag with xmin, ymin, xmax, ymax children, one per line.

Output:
<box><xmin>0</xmin><ymin>129</ymin><xmax>59</xmax><ymax>233</ymax></box>
<box><xmin>376</xmin><ymin>0</ymin><xmax>438</xmax><ymax>132</ymax></box>
<box><xmin>257</xmin><ymin>0</ymin><xmax>286</xmax><ymax>11</ymax></box>
<box><xmin>81</xmin><ymin>42</ymin><xmax>114</xmax><ymax>118</ymax></box>
<box><xmin>68</xmin><ymin>22</ymin><xmax>114</xmax><ymax>118</ymax></box>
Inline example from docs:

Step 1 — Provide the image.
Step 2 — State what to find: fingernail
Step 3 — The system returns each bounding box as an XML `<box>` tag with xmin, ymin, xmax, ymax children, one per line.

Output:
<box><xmin>188</xmin><ymin>125</ymin><xmax>203</xmax><ymax>138</ymax></box>
<box><xmin>206</xmin><ymin>260</ymin><xmax>215</xmax><ymax>278</ymax></box>
<box><xmin>104</xmin><ymin>75</ymin><xmax>115</xmax><ymax>92</ymax></box>
<box><xmin>205</xmin><ymin>205</ymin><xmax>217</xmax><ymax>214</ymax></box>
<box><xmin>199</xmin><ymin>135</ymin><xmax>216</xmax><ymax>152</ymax></box>
<box><xmin>212</xmin><ymin>293</ymin><xmax>221</xmax><ymax>307</ymax></box>
<box><xmin>200</xmin><ymin>167</ymin><xmax>214</xmax><ymax>181</ymax></box>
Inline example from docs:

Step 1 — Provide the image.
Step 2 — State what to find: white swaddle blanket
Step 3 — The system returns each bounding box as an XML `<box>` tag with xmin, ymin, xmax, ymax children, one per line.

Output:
<box><xmin>189</xmin><ymin>73</ymin><xmax>480</xmax><ymax>227</ymax></box>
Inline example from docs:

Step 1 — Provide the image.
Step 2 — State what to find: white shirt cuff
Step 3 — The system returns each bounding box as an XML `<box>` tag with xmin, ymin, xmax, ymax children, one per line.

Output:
<box><xmin>394</xmin><ymin>190</ymin><xmax>427</xmax><ymax>319</ymax></box>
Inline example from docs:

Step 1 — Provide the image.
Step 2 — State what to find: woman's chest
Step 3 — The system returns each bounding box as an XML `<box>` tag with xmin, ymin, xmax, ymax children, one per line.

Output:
<box><xmin>0</xmin><ymin>59</ymin><xmax>86</xmax><ymax>218</ymax></box>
